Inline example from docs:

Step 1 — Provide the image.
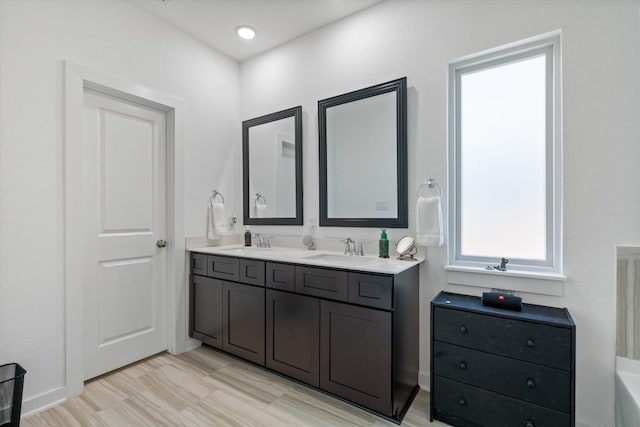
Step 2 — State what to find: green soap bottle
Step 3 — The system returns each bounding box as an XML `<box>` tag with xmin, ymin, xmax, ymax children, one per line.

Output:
<box><xmin>379</xmin><ymin>229</ymin><xmax>389</xmax><ymax>258</ymax></box>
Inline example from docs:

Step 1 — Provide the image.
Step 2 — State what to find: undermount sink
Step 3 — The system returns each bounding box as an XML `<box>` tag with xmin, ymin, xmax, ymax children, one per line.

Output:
<box><xmin>303</xmin><ymin>253</ymin><xmax>380</xmax><ymax>265</ymax></box>
<box><xmin>221</xmin><ymin>247</ymin><xmax>302</xmax><ymax>258</ymax></box>
<box><xmin>221</xmin><ymin>247</ymin><xmax>273</xmax><ymax>254</ymax></box>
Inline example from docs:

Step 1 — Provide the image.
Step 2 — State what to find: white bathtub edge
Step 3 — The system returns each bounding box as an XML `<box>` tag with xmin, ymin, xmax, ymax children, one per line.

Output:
<box><xmin>616</xmin><ymin>356</ymin><xmax>640</xmax><ymax>427</ymax></box>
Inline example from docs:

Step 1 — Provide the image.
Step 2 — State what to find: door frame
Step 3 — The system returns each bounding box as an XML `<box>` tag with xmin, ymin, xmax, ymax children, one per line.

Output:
<box><xmin>64</xmin><ymin>61</ymin><xmax>194</xmax><ymax>398</ymax></box>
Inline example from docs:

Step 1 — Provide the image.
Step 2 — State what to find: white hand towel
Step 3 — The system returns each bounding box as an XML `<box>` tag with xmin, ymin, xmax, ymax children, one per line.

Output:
<box><xmin>207</xmin><ymin>200</ymin><xmax>228</xmax><ymax>239</ymax></box>
<box><xmin>212</xmin><ymin>201</ymin><xmax>228</xmax><ymax>233</ymax></box>
<box><xmin>416</xmin><ymin>195</ymin><xmax>444</xmax><ymax>247</ymax></box>
<box><xmin>206</xmin><ymin>201</ymin><xmax>217</xmax><ymax>240</ymax></box>
<box><xmin>256</xmin><ymin>203</ymin><xmax>268</xmax><ymax>218</ymax></box>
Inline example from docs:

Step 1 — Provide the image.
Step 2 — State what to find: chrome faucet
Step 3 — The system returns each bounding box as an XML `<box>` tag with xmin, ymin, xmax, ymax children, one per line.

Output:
<box><xmin>254</xmin><ymin>234</ymin><xmax>272</xmax><ymax>248</ymax></box>
<box><xmin>342</xmin><ymin>238</ymin><xmax>356</xmax><ymax>256</ymax></box>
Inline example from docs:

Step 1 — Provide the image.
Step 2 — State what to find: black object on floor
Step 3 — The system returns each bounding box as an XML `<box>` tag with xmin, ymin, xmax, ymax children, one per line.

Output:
<box><xmin>0</xmin><ymin>363</ymin><xmax>26</xmax><ymax>427</ymax></box>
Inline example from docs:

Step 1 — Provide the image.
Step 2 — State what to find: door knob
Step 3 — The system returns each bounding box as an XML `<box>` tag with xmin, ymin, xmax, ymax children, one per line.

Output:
<box><xmin>156</xmin><ymin>239</ymin><xmax>168</xmax><ymax>248</ymax></box>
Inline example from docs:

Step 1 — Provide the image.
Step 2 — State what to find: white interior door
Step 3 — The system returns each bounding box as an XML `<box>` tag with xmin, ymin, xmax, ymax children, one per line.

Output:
<box><xmin>82</xmin><ymin>89</ymin><xmax>167</xmax><ymax>380</ymax></box>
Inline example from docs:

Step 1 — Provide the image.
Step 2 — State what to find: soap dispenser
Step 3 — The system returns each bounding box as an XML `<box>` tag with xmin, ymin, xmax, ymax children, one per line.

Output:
<box><xmin>379</xmin><ymin>229</ymin><xmax>389</xmax><ymax>258</ymax></box>
<box><xmin>244</xmin><ymin>227</ymin><xmax>252</xmax><ymax>247</ymax></box>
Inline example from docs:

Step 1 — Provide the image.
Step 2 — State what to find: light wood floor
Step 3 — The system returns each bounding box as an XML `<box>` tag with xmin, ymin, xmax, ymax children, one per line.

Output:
<box><xmin>24</xmin><ymin>346</ymin><xmax>440</xmax><ymax>426</ymax></box>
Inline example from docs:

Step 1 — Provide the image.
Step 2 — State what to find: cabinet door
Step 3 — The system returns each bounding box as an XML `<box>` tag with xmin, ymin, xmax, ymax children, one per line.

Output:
<box><xmin>266</xmin><ymin>290</ymin><xmax>319</xmax><ymax>387</ymax></box>
<box><xmin>222</xmin><ymin>281</ymin><xmax>265</xmax><ymax>365</ymax></box>
<box><xmin>320</xmin><ymin>300</ymin><xmax>392</xmax><ymax>416</ymax></box>
<box><xmin>190</xmin><ymin>275</ymin><xmax>223</xmax><ymax>349</ymax></box>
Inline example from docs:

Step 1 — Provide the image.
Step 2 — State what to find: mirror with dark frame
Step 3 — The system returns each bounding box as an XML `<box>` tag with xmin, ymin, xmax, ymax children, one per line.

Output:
<box><xmin>318</xmin><ymin>78</ymin><xmax>408</xmax><ymax>228</ymax></box>
<box><xmin>243</xmin><ymin>106</ymin><xmax>303</xmax><ymax>225</ymax></box>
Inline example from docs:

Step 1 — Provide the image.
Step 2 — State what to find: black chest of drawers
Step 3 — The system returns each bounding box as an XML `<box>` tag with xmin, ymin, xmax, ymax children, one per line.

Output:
<box><xmin>430</xmin><ymin>291</ymin><xmax>575</xmax><ymax>427</ymax></box>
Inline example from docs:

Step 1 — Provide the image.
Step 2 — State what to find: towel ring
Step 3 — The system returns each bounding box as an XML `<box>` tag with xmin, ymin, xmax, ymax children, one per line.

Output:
<box><xmin>210</xmin><ymin>190</ymin><xmax>224</xmax><ymax>204</ymax></box>
<box><xmin>254</xmin><ymin>193</ymin><xmax>267</xmax><ymax>208</ymax></box>
<box><xmin>417</xmin><ymin>178</ymin><xmax>442</xmax><ymax>198</ymax></box>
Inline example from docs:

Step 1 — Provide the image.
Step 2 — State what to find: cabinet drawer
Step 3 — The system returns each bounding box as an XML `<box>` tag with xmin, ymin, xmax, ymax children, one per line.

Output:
<box><xmin>348</xmin><ymin>273</ymin><xmax>392</xmax><ymax>310</ymax></box>
<box><xmin>266</xmin><ymin>262</ymin><xmax>295</xmax><ymax>292</ymax></box>
<box><xmin>190</xmin><ymin>253</ymin><xmax>207</xmax><ymax>275</ymax></box>
<box><xmin>240</xmin><ymin>259</ymin><xmax>265</xmax><ymax>286</ymax></box>
<box><xmin>433</xmin><ymin>307</ymin><xmax>572</xmax><ymax>370</ymax></box>
<box><xmin>433</xmin><ymin>376</ymin><xmax>570</xmax><ymax>427</ymax></box>
<box><xmin>207</xmin><ymin>255</ymin><xmax>239</xmax><ymax>281</ymax></box>
<box><xmin>295</xmin><ymin>266</ymin><xmax>348</xmax><ymax>301</ymax></box>
<box><xmin>433</xmin><ymin>341</ymin><xmax>570</xmax><ymax>412</ymax></box>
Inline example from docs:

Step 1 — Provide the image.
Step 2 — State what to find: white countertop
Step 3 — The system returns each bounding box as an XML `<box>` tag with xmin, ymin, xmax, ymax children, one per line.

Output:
<box><xmin>189</xmin><ymin>244</ymin><xmax>424</xmax><ymax>275</ymax></box>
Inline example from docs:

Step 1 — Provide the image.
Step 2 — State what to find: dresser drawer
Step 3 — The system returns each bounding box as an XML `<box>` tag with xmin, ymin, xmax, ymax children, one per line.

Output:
<box><xmin>295</xmin><ymin>266</ymin><xmax>348</xmax><ymax>301</ymax></box>
<box><xmin>433</xmin><ymin>376</ymin><xmax>570</xmax><ymax>427</ymax></box>
<box><xmin>266</xmin><ymin>262</ymin><xmax>295</xmax><ymax>292</ymax></box>
<box><xmin>239</xmin><ymin>259</ymin><xmax>265</xmax><ymax>286</ymax></box>
<box><xmin>433</xmin><ymin>307</ymin><xmax>572</xmax><ymax>370</ymax></box>
<box><xmin>348</xmin><ymin>273</ymin><xmax>392</xmax><ymax>310</ymax></box>
<box><xmin>207</xmin><ymin>255</ymin><xmax>239</xmax><ymax>281</ymax></box>
<box><xmin>190</xmin><ymin>253</ymin><xmax>208</xmax><ymax>275</ymax></box>
<box><xmin>433</xmin><ymin>341</ymin><xmax>570</xmax><ymax>412</ymax></box>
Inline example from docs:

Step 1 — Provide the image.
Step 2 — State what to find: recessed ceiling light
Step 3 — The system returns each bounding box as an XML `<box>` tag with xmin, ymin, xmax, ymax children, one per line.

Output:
<box><xmin>236</xmin><ymin>26</ymin><xmax>256</xmax><ymax>40</ymax></box>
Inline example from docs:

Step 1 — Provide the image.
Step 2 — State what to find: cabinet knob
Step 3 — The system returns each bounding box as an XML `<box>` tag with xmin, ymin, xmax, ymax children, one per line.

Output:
<box><xmin>526</xmin><ymin>378</ymin><xmax>535</xmax><ymax>388</ymax></box>
<box><xmin>526</xmin><ymin>338</ymin><xmax>536</xmax><ymax>348</ymax></box>
<box><xmin>459</xmin><ymin>361</ymin><xmax>467</xmax><ymax>370</ymax></box>
<box><xmin>458</xmin><ymin>397</ymin><xmax>467</xmax><ymax>406</ymax></box>
<box><xmin>459</xmin><ymin>325</ymin><xmax>468</xmax><ymax>334</ymax></box>
<box><xmin>156</xmin><ymin>239</ymin><xmax>168</xmax><ymax>248</ymax></box>
<box><xmin>525</xmin><ymin>420</ymin><xmax>535</xmax><ymax>427</ymax></box>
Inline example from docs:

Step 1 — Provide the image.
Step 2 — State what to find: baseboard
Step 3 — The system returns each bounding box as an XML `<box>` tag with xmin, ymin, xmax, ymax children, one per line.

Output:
<box><xmin>21</xmin><ymin>386</ymin><xmax>67</xmax><ymax>418</ymax></box>
<box><xmin>577</xmin><ymin>420</ymin><xmax>601</xmax><ymax>427</ymax></box>
<box><xmin>419</xmin><ymin>370</ymin><xmax>430</xmax><ymax>392</ymax></box>
<box><xmin>184</xmin><ymin>338</ymin><xmax>201</xmax><ymax>353</ymax></box>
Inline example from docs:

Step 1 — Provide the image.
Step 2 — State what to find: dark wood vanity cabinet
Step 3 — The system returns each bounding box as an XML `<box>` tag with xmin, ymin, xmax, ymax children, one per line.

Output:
<box><xmin>430</xmin><ymin>291</ymin><xmax>576</xmax><ymax>427</ymax></box>
<box><xmin>190</xmin><ymin>255</ymin><xmax>265</xmax><ymax>365</ymax></box>
<box><xmin>189</xmin><ymin>252</ymin><xmax>420</xmax><ymax>423</ymax></box>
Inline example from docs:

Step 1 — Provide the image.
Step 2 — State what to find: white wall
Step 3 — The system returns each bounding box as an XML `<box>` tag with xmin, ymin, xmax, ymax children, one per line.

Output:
<box><xmin>239</xmin><ymin>1</ymin><xmax>640</xmax><ymax>426</ymax></box>
<box><xmin>0</xmin><ymin>0</ymin><xmax>239</xmax><ymax>413</ymax></box>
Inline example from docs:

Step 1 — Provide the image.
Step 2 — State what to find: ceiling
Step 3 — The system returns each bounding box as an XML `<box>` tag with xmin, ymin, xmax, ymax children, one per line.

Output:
<box><xmin>132</xmin><ymin>0</ymin><xmax>385</xmax><ymax>62</ymax></box>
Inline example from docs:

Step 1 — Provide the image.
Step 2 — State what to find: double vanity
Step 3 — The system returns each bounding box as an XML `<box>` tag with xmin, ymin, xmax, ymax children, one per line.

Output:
<box><xmin>194</xmin><ymin>77</ymin><xmax>417</xmax><ymax>421</ymax></box>
<box><xmin>189</xmin><ymin>245</ymin><xmax>422</xmax><ymax>422</ymax></box>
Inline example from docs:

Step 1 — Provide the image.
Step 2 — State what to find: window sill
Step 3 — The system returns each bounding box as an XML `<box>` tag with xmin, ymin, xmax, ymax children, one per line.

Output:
<box><xmin>444</xmin><ymin>265</ymin><xmax>566</xmax><ymax>296</ymax></box>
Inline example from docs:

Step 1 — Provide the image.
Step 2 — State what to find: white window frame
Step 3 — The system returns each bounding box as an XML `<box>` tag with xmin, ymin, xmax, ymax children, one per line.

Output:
<box><xmin>447</xmin><ymin>31</ymin><xmax>563</xmax><ymax>276</ymax></box>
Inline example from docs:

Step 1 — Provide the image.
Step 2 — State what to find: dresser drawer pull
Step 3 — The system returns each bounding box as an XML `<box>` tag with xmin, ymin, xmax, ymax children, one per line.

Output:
<box><xmin>459</xmin><ymin>325</ymin><xmax>468</xmax><ymax>334</ymax></box>
<box><xmin>525</xmin><ymin>420</ymin><xmax>535</xmax><ymax>427</ymax></box>
<box><xmin>459</xmin><ymin>361</ymin><xmax>467</xmax><ymax>370</ymax></box>
<box><xmin>458</xmin><ymin>397</ymin><xmax>467</xmax><ymax>406</ymax></box>
<box><xmin>526</xmin><ymin>378</ymin><xmax>536</xmax><ymax>388</ymax></box>
<box><xmin>526</xmin><ymin>338</ymin><xmax>536</xmax><ymax>348</ymax></box>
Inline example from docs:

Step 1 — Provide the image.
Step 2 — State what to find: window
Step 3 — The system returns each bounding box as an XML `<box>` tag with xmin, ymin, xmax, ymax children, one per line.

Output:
<box><xmin>448</xmin><ymin>32</ymin><xmax>562</xmax><ymax>275</ymax></box>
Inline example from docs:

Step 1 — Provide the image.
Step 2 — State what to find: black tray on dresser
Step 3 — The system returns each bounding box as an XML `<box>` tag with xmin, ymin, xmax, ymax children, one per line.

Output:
<box><xmin>430</xmin><ymin>291</ymin><xmax>576</xmax><ymax>427</ymax></box>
